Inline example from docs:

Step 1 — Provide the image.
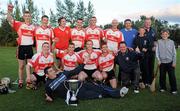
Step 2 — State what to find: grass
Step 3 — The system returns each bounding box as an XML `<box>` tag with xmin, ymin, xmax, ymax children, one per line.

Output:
<box><xmin>0</xmin><ymin>47</ymin><xmax>180</xmax><ymax>111</ymax></box>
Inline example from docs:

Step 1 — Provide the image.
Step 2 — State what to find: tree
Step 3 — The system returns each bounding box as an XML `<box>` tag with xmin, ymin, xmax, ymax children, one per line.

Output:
<box><xmin>14</xmin><ymin>0</ymin><xmax>22</xmax><ymax>21</ymax></box>
<box><xmin>56</xmin><ymin>0</ymin><xmax>95</xmax><ymax>27</ymax></box>
<box><xmin>56</xmin><ymin>0</ymin><xmax>75</xmax><ymax>27</ymax></box>
<box><xmin>49</xmin><ymin>9</ymin><xmax>57</xmax><ymax>28</ymax></box>
<box><xmin>84</xmin><ymin>1</ymin><xmax>95</xmax><ymax>27</ymax></box>
<box><xmin>75</xmin><ymin>1</ymin><xmax>86</xmax><ymax>21</ymax></box>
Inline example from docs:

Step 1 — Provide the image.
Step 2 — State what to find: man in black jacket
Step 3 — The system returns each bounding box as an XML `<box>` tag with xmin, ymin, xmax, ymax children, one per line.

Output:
<box><xmin>44</xmin><ymin>65</ymin><xmax>129</xmax><ymax>102</ymax></box>
<box><xmin>115</xmin><ymin>41</ymin><xmax>143</xmax><ymax>93</ymax></box>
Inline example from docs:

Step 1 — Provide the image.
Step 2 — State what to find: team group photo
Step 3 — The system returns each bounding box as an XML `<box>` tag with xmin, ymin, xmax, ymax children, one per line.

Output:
<box><xmin>0</xmin><ymin>0</ymin><xmax>180</xmax><ymax>111</ymax></box>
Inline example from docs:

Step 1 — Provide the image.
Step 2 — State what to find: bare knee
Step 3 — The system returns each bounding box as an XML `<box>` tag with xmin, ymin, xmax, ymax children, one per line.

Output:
<box><xmin>78</xmin><ymin>71</ymin><xmax>87</xmax><ymax>81</ymax></box>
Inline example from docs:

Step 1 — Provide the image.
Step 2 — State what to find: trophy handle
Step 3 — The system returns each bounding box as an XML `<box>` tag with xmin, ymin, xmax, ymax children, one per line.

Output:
<box><xmin>75</xmin><ymin>82</ymin><xmax>83</xmax><ymax>95</ymax></box>
<box><xmin>63</xmin><ymin>80</ymin><xmax>69</xmax><ymax>90</ymax></box>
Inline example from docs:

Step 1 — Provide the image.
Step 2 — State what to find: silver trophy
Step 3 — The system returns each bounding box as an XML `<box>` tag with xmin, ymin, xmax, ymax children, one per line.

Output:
<box><xmin>64</xmin><ymin>79</ymin><xmax>82</xmax><ymax>106</ymax></box>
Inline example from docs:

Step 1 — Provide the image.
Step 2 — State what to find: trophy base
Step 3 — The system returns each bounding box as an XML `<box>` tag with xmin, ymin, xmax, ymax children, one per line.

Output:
<box><xmin>69</xmin><ymin>100</ymin><xmax>78</xmax><ymax>106</ymax></box>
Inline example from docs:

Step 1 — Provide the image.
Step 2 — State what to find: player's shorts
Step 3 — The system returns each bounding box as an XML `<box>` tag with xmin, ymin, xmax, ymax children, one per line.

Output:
<box><xmin>105</xmin><ymin>69</ymin><xmax>116</xmax><ymax>80</ymax></box>
<box><xmin>74</xmin><ymin>47</ymin><xmax>83</xmax><ymax>52</ymax></box>
<box><xmin>83</xmin><ymin>69</ymin><xmax>97</xmax><ymax>77</ymax></box>
<box><xmin>17</xmin><ymin>45</ymin><xmax>33</xmax><ymax>60</ymax></box>
<box><xmin>32</xmin><ymin>72</ymin><xmax>46</xmax><ymax>84</ymax></box>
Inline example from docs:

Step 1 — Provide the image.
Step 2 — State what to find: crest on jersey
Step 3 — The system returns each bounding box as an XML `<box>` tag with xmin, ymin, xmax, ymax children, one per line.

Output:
<box><xmin>126</xmin><ymin>57</ymin><xmax>129</xmax><ymax>61</ymax></box>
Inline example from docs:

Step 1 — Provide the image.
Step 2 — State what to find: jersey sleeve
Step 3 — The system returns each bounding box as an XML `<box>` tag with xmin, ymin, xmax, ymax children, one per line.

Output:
<box><xmin>28</xmin><ymin>53</ymin><xmax>39</xmax><ymax>68</ymax></box>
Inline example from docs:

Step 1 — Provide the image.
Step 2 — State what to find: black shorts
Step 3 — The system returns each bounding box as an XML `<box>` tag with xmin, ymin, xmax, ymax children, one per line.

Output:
<box><xmin>83</xmin><ymin>69</ymin><xmax>97</xmax><ymax>77</ymax></box>
<box><xmin>32</xmin><ymin>72</ymin><xmax>46</xmax><ymax>84</ymax></box>
<box><xmin>74</xmin><ymin>47</ymin><xmax>83</xmax><ymax>52</ymax></box>
<box><xmin>17</xmin><ymin>45</ymin><xmax>33</xmax><ymax>60</ymax></box>
<box><xmin>106</xmin><ymin>70</ymin><xmax>116</xmax><ymax>80</ymax></box>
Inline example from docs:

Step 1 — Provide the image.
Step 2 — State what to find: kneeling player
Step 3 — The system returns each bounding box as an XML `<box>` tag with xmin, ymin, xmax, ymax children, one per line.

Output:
<box><xmin>78</xmin><ymin>40</ymin><xmax>102</xmax><ymax>81</ymax></box>
<box><xmin>26</xmin><ymin>42</ymin><xmax>54</xmax><ymax>89</ymax></box>
<box><xmin>98</xmin><ymin>43</ymin><xmax>117</xmax><ymax>88</ymax></box>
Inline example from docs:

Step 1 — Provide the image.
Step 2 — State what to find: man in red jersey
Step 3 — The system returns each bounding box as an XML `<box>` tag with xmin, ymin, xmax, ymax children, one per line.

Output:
<box><xmin>7</xmin><ymin>4</ymin><xmax>35</xmax><ymax>88</ymax></box>
<box><xmin>53</xmin><ymin>17</ymin><xmax>71</xmax><ymax>67</ymax></box>
<box><xmin>35</xmin><ymin>15</ymin><xmax>54</xmax><ymax>53</ymax></box>
<box><xmin>71</xmin><ymin>18</ymin><xmax>86</xmax><ymax>52</ymax></box>
<box><xmin>85</xmin><ymin>16</ymin><xmax>104</xmax><ymax>49</ymax></box>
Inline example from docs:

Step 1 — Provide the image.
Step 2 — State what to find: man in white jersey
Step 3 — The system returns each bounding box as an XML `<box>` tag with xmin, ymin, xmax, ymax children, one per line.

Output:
<box><xmin>85</xmin><ymin>16</ymin><xmax>104</xmax><ymax>49</ymax></box>
<box><xmin>26</xmin><ymin>42</ymin><xmax>54</xmax><ymax>89</ymax></box>
<box><xmin>71</xmin><ymin>18</ymin><xmax>86</xmax><ymax>52</ymax></box>
<box><xmin>104</xmin><ymin>19</ymin><xmax>124</xmax><ymax>54</ymax></box>
<box><xmin>61</xmin><ymin>43</ymin><xmax>82</xmax><ymax>71</ymax></box>
<box><xmin>7</xmin><ymin>4</ymin><xmax>35</xmax><ymax>88</ymax></box>
<box><xmin>78</xmin><ymin>40</ymin><xmax>103</xmax><ymax>81</ymax></box>
<box><xmin>35</xmin><ymin>15</ymin><xmax>54</xmax><ymax>53</ymax></box>
<box><xmin>98</xmin><ymin>43</ymin><xmax>117</xmax><ymax>88</ymax></box>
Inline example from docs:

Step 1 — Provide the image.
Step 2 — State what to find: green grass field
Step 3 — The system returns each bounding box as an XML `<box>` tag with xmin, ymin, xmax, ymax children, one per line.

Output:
<box><xmin>0</xmin><ymin>47</ymin><xmax>180</xmax><ymax>111</ymax></box>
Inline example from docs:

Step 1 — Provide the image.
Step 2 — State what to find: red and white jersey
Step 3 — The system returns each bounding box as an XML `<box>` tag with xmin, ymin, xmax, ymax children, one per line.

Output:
<box><xmin>62</xmin><ymin>52</ymin><xmax>82</xmax><ymax>71</ymax></box>
<box><xmin>104</xmin><ymin>29</ymin><xmax>124</xmax><ymax>52</ymax></box>
<box><xmin>98</xmin><ymin>53</ymin><xmax>115</xmax><ymax>72</ymax></box>
<box><xmin>35</xmin><ymin>26</ymin><xmax>54</xmax><ymax>53</ymax></box>
<box><xmin>13</xmin><ymin>20</ymin><xmax>35</xmax><ymax>45</ymax></box>
<box><xmin>79</xmin><ymin>49</ymin><xmax>101</xmax><ymax>70</ymax></box>
<box><xmin>85</xmin><ymin>26</ymin><xmax>104</xmax><ymax>49</ymax></box>
<box><xmin>71</xmin><ymin>28</ymin><xmax>86</xmax><ymax>49</ymax></box>
<box><xmin>28</xmin><ymin>52</ymin><xmax>54</xmax><ymax>76</ymax></box>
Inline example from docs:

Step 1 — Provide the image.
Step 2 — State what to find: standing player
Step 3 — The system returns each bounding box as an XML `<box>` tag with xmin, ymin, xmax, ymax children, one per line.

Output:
<box><xmin>35</xmin><ymin>15</ymin><xmax>54</xmax><ymax>53</ymax></box>
<box><xmin>78</xmin><ymin>40</ymin><xmax>102</xmax><ymax>81</ymax></box>
<box><xmin>120</xmin><ymin>19</ymin><xmax>138</xmax><ymax>48</ymax></box>
<box><xmin>7</xmin><ymin>4</ymin><xmax>35</xmax><ymax>88</ymax></box>
<box><xmin>98</xmin><ymin>43</ymin><xmax>117</xmax><ymax>88</ymax></box>
<box><xmin>104</xmin><ymin>19</ymin><xmax>124</xmax><ymax>54</ymax></box>
<box><xmin>71</xmin><ymin>18</ymin><xmax>86</xmax><ymax>52</ymax></box>
<box><xmin>85</xmin><ymin>16</ymin><xmax>104</xmax><ymax>49</ymax></box>
<box><xmin>53</xmin><ymin>17</ymin><xmax>71</xmax><ymax>67</ymax></box>
<box><xmin>26</xmin><ymin>42</ymin><xmax>54</xmax><ymax>89</ymax></box>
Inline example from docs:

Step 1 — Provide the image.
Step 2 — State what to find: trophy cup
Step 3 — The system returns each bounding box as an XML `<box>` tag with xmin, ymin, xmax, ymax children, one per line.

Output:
<box><xmin>64</xmin><ymin>79</ymin><xmax>82</xmax><ymax>106</ymax></box>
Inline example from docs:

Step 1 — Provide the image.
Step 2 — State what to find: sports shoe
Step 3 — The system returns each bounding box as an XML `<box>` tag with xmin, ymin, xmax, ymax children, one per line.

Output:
<box><xmin>18</xmin><ymin>80</ymin><xmax>23</xmax><ymax>88</ymax></box>
<box><xmin>26</xmin><ymin>83</ymin><xmax>37</xmax><ymax>90</ymax></box>
<box><xmin>134</xmin><ymin>89</ymin><xmax>140</xmax><ymax>94</ymax></box>
<box><xmin>171</xmin><ymin>91</ymin><xmax>177</xmax><ymax>95</ymax></box>
<box><xmin>120</xmin><ymin>87</ymin><xmax>129</xmax><ymax>97</ymax></box>
<box><xmin>160</xmin><ymin>89</ymin><xmax>165</xmax><ymax>92</ymax></box>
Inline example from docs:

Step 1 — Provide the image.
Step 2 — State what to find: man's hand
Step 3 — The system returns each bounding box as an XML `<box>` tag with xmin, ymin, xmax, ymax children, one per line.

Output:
<box><xmin>45</xmin><ymin>94</ymin><xmax>53</xmax><ymax>102</ymax></box>
<box><xmin>142</xmin><ymin>48</ymin><xmax>147</xmax><ymax>52</ymax></box>
<box><xmin>172</xmin><ymin>64</ymin><xmax>176</xmax><ymax>68</ymax></box>
<box><xmin>135</xmin><ymin>47</ymin><xmax>140</xmax><ymax>53</ymax></box>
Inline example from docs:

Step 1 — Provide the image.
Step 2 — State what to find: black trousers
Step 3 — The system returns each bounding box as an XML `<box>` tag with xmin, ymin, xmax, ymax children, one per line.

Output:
<box><xmin>53</xmin><ymin>81</ymin><xmax>121</xmax><ymax>99</ymax></box>
<box><xmin>147</xmin><ymin>52</ymin><xmax>155</xmax><ymax>84</ymax></box>
<box><xmin>159</xmin><ymin>62</ymin><xmax>177</xmax><ymax>92</ymax></box>
<box><xmin>139</xmin><ymin>54</ymin><xmax>149</xmax><ymax>84</ymax></box>
<box><xmin>120</xmin><ymin>67</ymin><xmax>140</xmax><ymax>89</ymax></box>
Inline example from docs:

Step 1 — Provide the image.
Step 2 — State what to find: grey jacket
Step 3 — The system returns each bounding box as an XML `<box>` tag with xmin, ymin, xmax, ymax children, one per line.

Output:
<box><xmin>156</xmin><ymin>39</ymin><xmax>176</xmax><ymax>65</ymax></box>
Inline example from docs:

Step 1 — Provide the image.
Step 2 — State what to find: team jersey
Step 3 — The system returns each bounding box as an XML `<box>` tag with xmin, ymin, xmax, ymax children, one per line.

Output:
<box><xmin>79</xmin><ymin>49</ymin><xmax>101</xmax><ymax>70</ymax></box>
<box><xmin>28</xmin><ymin>52</ymin><xmax>54</xmax><ymax>76</ymax></box>
<box><xmin>85</xmin><ymin>26</ymin><xmax>104</xmax><ymax>49</ymax></box>
<box><xmin>13</xmin><ymin>20</ymin><xmax>35</xmax><ymax>45</ymax></box>
<box><xmin>61</xmin><ymin>52</ymin><xmax>82</xmax><ymax>71</ymax></box>
<box><xmin>71</xmin><ymin>28</ymin><xmax>86</xmax><ymax>49</ymax></box>
<box><xmin>98</xmin><ymin>53</ymin><xmax>115</xmax><ymax>72</ymax></box>
<box><xmin>104</xmin><ymin>29</ymin><xmax>124</xmax><ymax>52</ymax></box>
<box><xmin>53</xmin><ymin>26</ymin><xmax>71</xmax><ymax>50</ymax></box>
<box><xmin>35</xmin><ymin>26</ymin><xmax>54</xmax><ymax>53</ymax></box>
